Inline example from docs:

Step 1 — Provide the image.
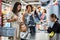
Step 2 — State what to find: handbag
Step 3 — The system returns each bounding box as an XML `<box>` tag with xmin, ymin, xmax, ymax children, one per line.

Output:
<box><xmin>49</xmin><ymin>31</ymin><xmax>55</xmax><ymax>38</ymax></box>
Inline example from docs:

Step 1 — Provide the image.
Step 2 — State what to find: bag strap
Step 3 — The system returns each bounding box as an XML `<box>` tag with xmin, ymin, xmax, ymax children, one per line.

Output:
<box><xmin>24</xmin><ymin>32</ymin><xmax>29</xmax><ymax>38</ymax></box>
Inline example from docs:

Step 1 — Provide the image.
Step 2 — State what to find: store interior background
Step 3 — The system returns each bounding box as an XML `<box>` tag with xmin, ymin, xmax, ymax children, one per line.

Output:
<box><xmin>2</xmin><ymin>0</ymin><xmax>60</xmax><ymax>24</ymax></box>
<box><xmin>1</xmin><ymin>0</ymin><xmax>60</xmax><ymax>40</ymax></box>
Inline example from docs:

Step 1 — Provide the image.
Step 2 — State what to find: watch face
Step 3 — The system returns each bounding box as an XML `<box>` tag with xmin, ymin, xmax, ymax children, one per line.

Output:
<box><xmin>40</xmin><ymin>0</ymin><xmax>50</xmax><ymax>6</ymax></box>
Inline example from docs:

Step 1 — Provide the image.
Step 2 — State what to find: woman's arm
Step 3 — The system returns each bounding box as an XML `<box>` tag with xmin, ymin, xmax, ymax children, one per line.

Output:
<box><xmin>7</xmin><ymin>15</ymin><xmax>18</xmax><ymax>22</ymax></box>
<box><xmin>7</xmin><ymin>18</ymin><xmax>17</xmax><ymax>22</ymax></box>
<box><xmin>7</xmin><ymin>12</ymin><xmax>18</xmax><ymax>22</ymax></box>
<box><xmin>47</xmin><ymin>27</ymin><xmax>52</xmax><ymax>33</ymax></box>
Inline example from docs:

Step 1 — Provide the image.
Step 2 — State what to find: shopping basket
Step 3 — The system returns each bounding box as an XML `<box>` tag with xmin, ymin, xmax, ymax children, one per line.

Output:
<box><xmin>0</xmin><ymin>27</ymin><xmax>3</xmax><ymax>36</ymax></box>
<box><xmin>0</xmin><ymin>27</ymin><xmax>16</xmax><ymax>37</ymax></box>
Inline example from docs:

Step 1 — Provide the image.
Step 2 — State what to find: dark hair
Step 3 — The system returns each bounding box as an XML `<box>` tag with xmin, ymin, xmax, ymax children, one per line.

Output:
<box><xmin>26</xmin><ymin>4</ymin><xmax>33</xmax><ymax>12</ymax></box>
<box><xmin>34</xmin><ymin>10</ymin><xmax>40</xmax><ymax>20</ymax></box>
<box><xmin>38</xmin><ymin>6</ymin><xmax>41</xmax><ymax>9</ymax></box>
<box><xmin>12</xmin><ymin>2</ymin><xmax>21</xmax><ymax>14</ymax></box>
<box><xmin>43</xmin><ymin>9</ymin><xmax>46</xmax><ymax>13</ymax></box>
<box><xmin>50</xmin><ymin>14</ymin><xmax>58</xmax><ymax>20</ymax></box>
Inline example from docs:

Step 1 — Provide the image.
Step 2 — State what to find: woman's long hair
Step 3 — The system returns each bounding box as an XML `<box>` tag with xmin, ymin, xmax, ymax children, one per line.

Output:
<box><xmin>12</xmin><ymin>2</ymin><xmax>21</xmax><ymax>14</ymax></box>
<box><xmin>34</xmin><ymin>10</ymin><xmax>40</xmax><ymax>20</ymax></box>
<box><xmin>26</xmin><ymin>4</ymin><xmax>33</xmax><ymax>12</ymax></box>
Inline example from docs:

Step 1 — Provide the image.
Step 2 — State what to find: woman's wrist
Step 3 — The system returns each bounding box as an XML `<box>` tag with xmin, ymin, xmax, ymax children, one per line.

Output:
<box><xmin>7</xmin><ymin>18</ymin><xmax>16</xmax><ymax>22</ymax></box>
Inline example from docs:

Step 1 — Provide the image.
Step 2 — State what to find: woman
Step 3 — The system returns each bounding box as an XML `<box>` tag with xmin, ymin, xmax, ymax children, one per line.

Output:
<box><xmin>7</xmin><ymin>2</ymin><xmax>22</xmax><ymax>40</ymax></box>
<box><xmin>47</xmin><ymin>14</ymin><xmax>60</xmax><ymax>40</ymax></box>
<box><xmin>37</xmin><ymin>6</ymin><xmax>42</xmax><ymax>20</ymax></box>
<box><xmin>23</xmin><ymin>5</ymin><xmax>36</xmax><ymax>35</ymax></box>
<box><xmin>40</xmin><ymin>9</ymin><xmax>47</xmax><ymax>22</ymax></box>
<box><xmin>33</xmin><ymin>7</ymin><xmax>40</xmax><ymax>24</ymax></box>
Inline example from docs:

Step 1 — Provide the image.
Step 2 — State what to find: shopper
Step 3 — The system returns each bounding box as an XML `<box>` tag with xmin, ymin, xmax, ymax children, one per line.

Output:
<box><xmin>40</xmin><ymin>9</ymin><xmax>47</xmax><ymax>23</ymax></box>
<box><xmin>47</xmin><ymin>14</ymin><xmax>60</xmax><ymax>40</ymax></box>
<box><xmin>32</xmin><ymin>7</ymin><xmax>40</xmax><ymax>23</ymax></box>
<box><xmin>7</xmin><ymin>2</ymin><xmax>22</xmax><ymax>40</ymax></box>
<box><xmin>37</xmin><ymin>6</ymin><xmax>42</xmax><ymax>20</ymax></box>
<box><xmin>23</xmin><ymin>5</ymin><xmax>36</xmax><ymax>35</ymax></box>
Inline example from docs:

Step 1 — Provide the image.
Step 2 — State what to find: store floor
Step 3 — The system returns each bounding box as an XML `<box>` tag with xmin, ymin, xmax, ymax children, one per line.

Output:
<box><xmin>2</xmin><ymin>31</ymin><xmax>49</xmax><ymax>40</ymax></box>
<box><xmin>29</xmin><ymin>30</ymin><xmax>49</xmax><ymax>40</ymax></box>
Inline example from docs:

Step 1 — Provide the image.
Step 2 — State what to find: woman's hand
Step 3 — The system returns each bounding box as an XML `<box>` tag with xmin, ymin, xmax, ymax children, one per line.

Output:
<box><xmin>40</xmin><ymin>19</ymin><xmax>43</xmax><ymax>22</ymax></box>
<box><xmin>7</xmin><ymin>15</ymin><xmax>18</xmax><ymax>22</ymax></box>
<box><xmin>13</xmin><ymin>15</ymin><xmax>18</xmax><ymax>21</ymax></box>
<box><xmin>7</xmin><ymin>19</ymin><xmax>14</xmax><ymax>22</ymax></box>
<box><xmin>44</xmin><ymin>26</ymin><xmax>48</xmax><ymax>30</ymax></box>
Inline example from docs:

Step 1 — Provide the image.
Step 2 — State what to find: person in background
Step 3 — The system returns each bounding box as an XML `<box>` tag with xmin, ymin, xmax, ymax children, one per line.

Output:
<box><xmin>32</xmin><ymin>7</ymin><xmax>41</xmax><ymax>30</ymax></box>
<box><xmin>32</xmin><ymin>7</ymin><xmax>40</xmax><ymax>23</ymax></box>
<box><xmin>40</xmin><ymin>9</ymin><xmax>47</xmax><ymax>23</ymax></box>
<box><xmin>23</xmin><ymin>5</ymin><xmax>36</xmax><ymax>35</ymax></box>
<box><xmin>37</xmin><ymin>6</ymin><xmax>42</xmax><ymax>20</ymax></box>
<box><xmin>45</xmin><ymin>14</ymin><xmax>60</xmax><ymax>40</ymax></box>
<box><xmin>20</xmin><ymin>23</ymin><xmax>30</xmax><ymax>40</ymax></box>
<box><xmin>7</xmin><ymin>2</ymin><xmax>22</xmax><ymax>40</ymax></box>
